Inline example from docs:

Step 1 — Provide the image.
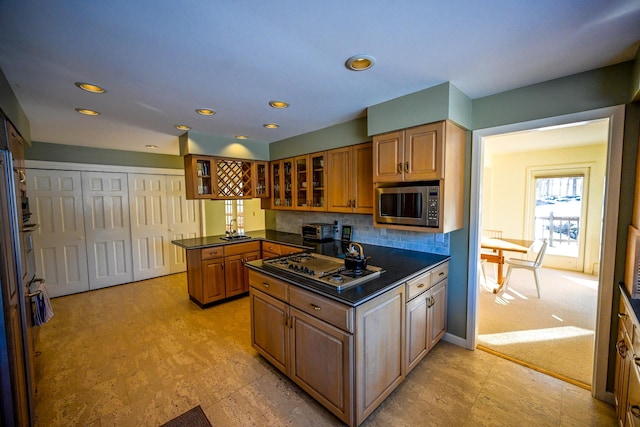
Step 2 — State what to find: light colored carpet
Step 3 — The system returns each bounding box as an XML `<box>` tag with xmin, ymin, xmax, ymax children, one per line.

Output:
<box><xmin>477</xmin><ymin>265</ymin><xmax>597</xmax><ymax>386</ymax></box>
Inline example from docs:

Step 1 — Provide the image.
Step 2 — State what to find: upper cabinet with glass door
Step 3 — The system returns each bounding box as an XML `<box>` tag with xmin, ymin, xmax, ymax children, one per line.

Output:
<box><xmin>270</xmin><ymin>158</ymin><xmax>293</xmax><ymax>209</ymax></box>
<box><xmin>184</xmin><ymin>154</ymin><xmax>215</xmax><ymax>199</ymax></box>
<box><xmin>294</xmin><ymin>151</ymin><xmax>327</xmax><ymax>211</ymax></box>
<box><xmin>253</xmin><ymin>161</ymin><xmax>269</xmax><ymax>198</ymax></box>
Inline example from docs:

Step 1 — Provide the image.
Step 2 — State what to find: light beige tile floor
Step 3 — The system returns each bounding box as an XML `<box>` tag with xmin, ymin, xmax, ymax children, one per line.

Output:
<box><xmin>33</xmin><ymin>273</ymin><xmax>616</xmax><ymax>426</ymax></box>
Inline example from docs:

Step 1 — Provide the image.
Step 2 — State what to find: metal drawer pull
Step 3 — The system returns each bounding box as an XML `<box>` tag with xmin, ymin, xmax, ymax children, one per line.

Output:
<box><xmin>619</xmin><ymin>313</ymin><xmax>629</xmax><ymax>319</ymax></box>
<box><xmin>405</xmin><ymin>162</ymin><xmax>409</xmax><ymax>173</ymax></box>
<box><xmin>417</xmin><ymin>283</ymin><xmax>425</xmax><ymax>288</ymax></box>
<box><xmin>397</xmin><ymin>163</ymin><xmax>402</xmax><ymax>173</ymax></box>
<box><xmin>438</xmin><ymin>272</ymin><xmax>445</xmax><ymax>276</ymax></box>
<box><xmin>631</xmin><ymin>406</ymin><xmax>640</xmax><ymax>418</ymax></box>
<box><xmin>617</xmin><ymin>339</ymin><xmax>627</xmax><ymax>357</ymax></box>
<box><xmin>310</xmin><ymin>304</ymin><xmax>321</xmax><ymax>311</ymax></box>
<box><xmin>262</xmin><ymin>282</ymin><xmax>270</xmax><ymax>288</ymax></box>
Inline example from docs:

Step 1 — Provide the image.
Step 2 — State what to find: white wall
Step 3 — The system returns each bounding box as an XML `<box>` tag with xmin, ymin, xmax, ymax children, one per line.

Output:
<box><xmin>482</xmin><ymin>143</ymin><xmax>607</xmax><ymax>273</ymax></box>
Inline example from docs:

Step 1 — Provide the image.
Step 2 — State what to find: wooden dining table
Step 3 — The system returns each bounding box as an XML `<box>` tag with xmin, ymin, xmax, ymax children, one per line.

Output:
<box><xmin>481</xmin><ymin>237</ymin><xmax>535</xmax><ymax>293</ymax></box>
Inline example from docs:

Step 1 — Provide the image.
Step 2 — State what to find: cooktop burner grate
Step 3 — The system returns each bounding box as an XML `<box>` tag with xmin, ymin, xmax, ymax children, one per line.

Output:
<box><xmin>262</xmin><ymin>252</ymin><xmax>383</xmax><ymax>290</ymax></box>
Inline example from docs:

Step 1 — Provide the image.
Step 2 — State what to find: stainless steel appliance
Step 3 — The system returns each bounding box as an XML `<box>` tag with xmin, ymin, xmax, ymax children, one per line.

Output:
<box><xmin>0</xmin><ymin>116</ymin><xmax>36</xmax><ymax>426</ymax></box>
<box><xmin>262</xmin><ymin>251</ymin><xmax>383</xmax><ymax>290</ymax></box>
<box><xmin>302</xmin><ymin>223</ymin><xmax>334</xmax><ymax>241</ymax></box>
<box><xmin>375</xmin><ymin>183</ymin><xmax>440</xmax><ymax>227</ymax></box>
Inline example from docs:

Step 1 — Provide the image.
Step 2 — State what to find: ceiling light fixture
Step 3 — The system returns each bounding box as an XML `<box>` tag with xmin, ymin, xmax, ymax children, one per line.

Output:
<box><xmin>235</xmin><ymin>135</ymin><xmax>248</xmax><ymax>140</ymax></box>
<box><xmin>175</xmin><ymin>124</ymin><xmax>191</xmax><ymax>131</ymax></box>
<box><xmin>75</xmin><ymin>108</ymin><xmax>100</xmax><ymax>116</ymax></box>
<box><xmin>345</xmin><ymin>54</ymin><xmax>376</xmax><ymax>71</ymax></box>
<box><xmin>263</xmin><ymin>123</ymin><xmax>279</xmax><ymax>129</ymax></box>
<box><xmin>269</xmin><ymin>100</ymin><xmax>289</xmax><ymax>109</ymax></box>
<box><xmin>195</xmin><ymin>108</ymin><xmax>216</xmax><ymax>116</ymax></box>
<box><xmin>74</xmin><ymin>82</ymin><xmax>106</xmax><ymax>94</ymax></box>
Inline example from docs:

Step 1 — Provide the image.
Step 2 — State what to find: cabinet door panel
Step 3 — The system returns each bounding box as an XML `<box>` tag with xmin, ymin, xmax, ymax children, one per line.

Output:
<box><xmin>290</xmin><ymin>307</ymin><xmax>352</xmax><ymax>424</ymax></box>
<box><xmin>373</xmin><ymin>131</ymin><xmax>403</xmax><ymax>182</ymax></box>
<box><xmin>427</xmin><ymin>279</ymin><xmax>447</xmax><ymax>350</ymax></box>
<box><xmin>250</xmin><ymin>288</ymin><xmax>289</xmax><ymax>374</ymax></box>
<box><xmin>352</xmin><ymin>143</ymin><xmax>373</xmax><ymax>214</ymax></box>
<box><xmin>326</xmin><ymin>147</ymin><xmax>351</xmax><ymax>212</ymax></box>
<box><xmin>405</xmin><ymin>124</ymin><xmax>440</xmax><ymax>180</ymax></box>
<box><xmin>406</xmin><ymin>294</ymin><xmax>428</xmax><ymax>373</ymax></box>
<box><xmin>224</xmin><ymin>254</ymin><xmax>245</xmax><ymax>297</ymax></box>
<box><xmin>202</xmin><ymin>258</ymin><xmax>225</xmax><ymax>303</ymax></box>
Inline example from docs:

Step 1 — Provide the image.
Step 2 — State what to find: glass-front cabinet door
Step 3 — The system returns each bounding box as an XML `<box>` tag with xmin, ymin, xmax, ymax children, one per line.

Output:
<box><xmin>184</xmin><ymin>154</ymin><xmax>214</xmax><ymax>199</ymax></box>
<box><xmin>310</xmin><ymin>151</ymin><xmax>326</xmax><ymax>211</ymax></box>
<box><xmin>254</xmin><ymin>161</ymin><xmax>269</xmax><ymax>198</ymax></box>
<box><xmin>294</xmin><ymin>155</ymin><xmax>308</xmax><ymax>209</ymax></box>
<box><xmin>270</xmin><ymin>158</ymin><xmax>293</xmax><ymax>209</ymax></box>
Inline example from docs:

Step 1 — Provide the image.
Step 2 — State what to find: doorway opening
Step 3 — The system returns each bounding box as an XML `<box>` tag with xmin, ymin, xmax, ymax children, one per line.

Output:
<box><xmin>467</xmin><ymin>106</ymin><xmax>625</xmax><ymax>400</ymax></box>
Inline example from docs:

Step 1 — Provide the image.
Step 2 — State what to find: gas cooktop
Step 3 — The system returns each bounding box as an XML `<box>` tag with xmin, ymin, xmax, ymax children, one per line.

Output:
<box><xmin>262</xmin><ymin>252</ymin><xmax>383</xmax><ymax>291</ymax></box>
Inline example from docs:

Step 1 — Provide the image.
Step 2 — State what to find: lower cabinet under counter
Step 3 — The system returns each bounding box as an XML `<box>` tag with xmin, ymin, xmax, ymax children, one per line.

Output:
<box><xmin>248</xmin><ymin>262</ymin><xmax>448</xmax><ymax>427</ymax></box>
<box><xmin>186</xmin><ymin>241</ymin><xmax>262</xmax><ymax>306</ymax></box>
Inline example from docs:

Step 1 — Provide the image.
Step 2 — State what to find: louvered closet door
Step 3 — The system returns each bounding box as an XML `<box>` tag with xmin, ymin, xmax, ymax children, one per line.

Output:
<box><xmin>129</xmin><ymin>174</ymin><xmax>171</xmax><ymax>281</ymax></box>
<box><xmin>166</xmin><ymin>175</ymin><xmax>200</xmax><ymax>273</ymax></box>
<box><xmin>27</xmin><ymin>169</ymin><xmax>89</xmax><ymax>297</ymax></box>
<box><xmin>82</xmin><ymin>172</ymin><xmax>133</xmax><ymax>289</ymax></box>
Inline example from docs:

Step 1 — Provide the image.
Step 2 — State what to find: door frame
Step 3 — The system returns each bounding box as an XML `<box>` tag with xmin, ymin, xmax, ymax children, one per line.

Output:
<box><xmin>466</xmin><ymin>105</ymin><xmax>625</xmax><ymax>402</ymax></box>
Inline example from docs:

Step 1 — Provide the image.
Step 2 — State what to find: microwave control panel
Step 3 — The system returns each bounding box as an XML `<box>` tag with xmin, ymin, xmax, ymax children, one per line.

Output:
<box><xmin>426</xmin><ymin>186</ymin><xmax>439</xmax><ymax>227</ymax></box>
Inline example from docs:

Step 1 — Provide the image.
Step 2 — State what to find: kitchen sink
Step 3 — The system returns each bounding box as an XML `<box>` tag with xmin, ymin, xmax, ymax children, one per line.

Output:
<box><xmin>220</xmin><ymin>235</ymin><xmax>252</xmax><ymax>241</ymax></box>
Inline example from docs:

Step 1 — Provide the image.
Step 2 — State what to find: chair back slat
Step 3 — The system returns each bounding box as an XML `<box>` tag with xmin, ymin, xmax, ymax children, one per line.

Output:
<box><xmin>534</xmin><ymin>239</ymin><xmax>549</xmax><ymax>267</ymax></box>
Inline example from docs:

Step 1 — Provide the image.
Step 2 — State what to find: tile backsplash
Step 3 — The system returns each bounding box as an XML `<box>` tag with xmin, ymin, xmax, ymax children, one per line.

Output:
<box><xmin>274</xmin><ymin>211</ymin><xmax>450</xmax><ymax>255</ymax></box>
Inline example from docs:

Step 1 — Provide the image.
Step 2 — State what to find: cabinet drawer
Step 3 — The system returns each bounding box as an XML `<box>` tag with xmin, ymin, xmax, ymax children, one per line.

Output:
<box><xmin>406</xmin><ymin>271</ymin><xmax>431</xmax><ymax>301</ymax></box>
<box><xmin>290</xmin><ymin>286</ymin><xmax>354</xmax><ymax>333</ymax></box>
<box><xmin>431</xmin><ymin>262</ymin><xmax>449</xmax><ymax>284</ymax></box>
<box><xmin>224</xmin><ymin>241</ymin><xmax>261</xmax><ymax>256</ymax></box>
<box><xmin>201</xmin><ymin>246</ymin><xmax>224</xmax><ymax>260</ymax></box>
<box><xmin>249</xmin><ymin>270</ymin><xmax>288</xmax><ymax>301</ymax></box>
<box><xmin>262</xmin><ymin>241</ymin><xmax>281</xmax><ymax>255</ymax></box>
<box><xmin>281</xmin><ymin>244</ymin><xmax>304</xmax><ymax>255</ymax></box>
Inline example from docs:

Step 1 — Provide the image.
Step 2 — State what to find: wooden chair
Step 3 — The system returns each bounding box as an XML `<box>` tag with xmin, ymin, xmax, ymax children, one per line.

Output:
<box><xmin>502</xmin><ymin>239</ymin><xmax>549</xmax><ymax>298</ymax></box>
<box><xmin>480</xmin><ymin>230</ymin><xmax>503</xmax><ymax>283</ymax></box>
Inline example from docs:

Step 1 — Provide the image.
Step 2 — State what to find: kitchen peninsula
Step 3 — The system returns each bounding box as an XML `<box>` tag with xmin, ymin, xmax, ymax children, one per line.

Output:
<box><xmin>173</xmin><ymin>231</ymin><xmax>450</xmax><ymax>426</ymax></box>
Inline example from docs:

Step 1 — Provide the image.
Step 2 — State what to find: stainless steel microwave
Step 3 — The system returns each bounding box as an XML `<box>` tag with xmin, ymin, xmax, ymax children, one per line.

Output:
<box><xmin>375</xmin><ymin>184</ymin><xmax>440</xmax><ymax>227</ymax></box>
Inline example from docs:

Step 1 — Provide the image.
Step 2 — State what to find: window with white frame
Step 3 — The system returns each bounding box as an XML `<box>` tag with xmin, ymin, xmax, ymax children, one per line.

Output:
<box><xmin>224</xmin><ymin>200</ymin><xmax>244</xmax><ymax>234</ymax></box>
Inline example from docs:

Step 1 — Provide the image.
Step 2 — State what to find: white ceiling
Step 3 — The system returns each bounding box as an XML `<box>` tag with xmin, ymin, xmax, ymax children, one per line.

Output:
<box><xmin>0</xmin><ymin>1</ymin><xmax>639</xmax><ymax>155</ymax></box>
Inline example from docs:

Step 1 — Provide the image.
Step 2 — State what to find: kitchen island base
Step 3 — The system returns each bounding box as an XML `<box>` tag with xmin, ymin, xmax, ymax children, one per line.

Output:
<box><xmin>249</xmin><ymin>263</ymin><xmax>447</xmax><ymax>427</ymax></box>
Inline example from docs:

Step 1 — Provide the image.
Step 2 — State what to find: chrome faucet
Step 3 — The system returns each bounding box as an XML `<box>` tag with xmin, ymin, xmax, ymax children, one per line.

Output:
<box><xmin>227</xmin><ymin>218</ymin><xmax>238</xmax><ymax>236</ymax></box>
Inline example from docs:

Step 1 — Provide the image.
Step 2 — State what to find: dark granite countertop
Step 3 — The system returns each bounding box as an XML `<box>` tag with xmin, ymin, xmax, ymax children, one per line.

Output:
<box><xmin>255</xmin><ymin>238</ymin><xmax>449</xmax><ymax>306</ymax></box>
<box><xmin>172</xmin><ymin>229</ymin><xmax>449</xmax><ymax>307</ymax></box>
<box><xmin>171</xmin><ymin>230</ymin><xmax>311</xmax><ymax>249</ymax></box>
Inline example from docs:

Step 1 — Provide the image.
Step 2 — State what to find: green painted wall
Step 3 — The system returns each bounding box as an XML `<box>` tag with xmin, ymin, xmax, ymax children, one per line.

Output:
<box><xmin>367</xmin><ymin>82</ymin><xmax>473</xmax><ymax>135</ymax></box>
<box><xmin>472</xmin><ymin>62</ymin><xmax>633</xmax><ymax>130</ymax></box>
<box><xmin>25</xmin><ymin>141</ymin><xmax>184</xmax><ymax>168</ymax></box>
<box><xmin>0</xmin><ymin>68</ymin><xmax>30</xmax><ymax>142</ymax></box>
<box><xmin>269</xmin><ymin>117</ymin><xmax>369</xmax><ymax>160</ymax></box>
<box><xmin>180</xmin><ymin>130</ymin><xmax>270</xmax><ymax>160</ymax></box>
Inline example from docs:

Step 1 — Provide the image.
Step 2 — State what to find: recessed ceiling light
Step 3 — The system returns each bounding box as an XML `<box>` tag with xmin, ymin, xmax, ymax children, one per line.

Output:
<box><xmin>235</xmin><ymin>135</ymin><xmax>248</xmax><ymax>140</ymax></box>
<box><xmin>145</xmin><ymin>144</ymin><xmax>158</xmax><ymax>149</ymax></box>
<box><xmin>269</xmin><ymin>100</ymin><xmax>289</xmax><ymax>109</ymax></box>
<box><xmin>263</xmin><ymin>123</ymin><xmax>279</xmax><ymax>129</ymax></box>
<box><xmin>345</xmin><ymin>54</ymin><xmax>376</xmax><ymax>71</ymax></box>
<box><xmin>175</xmin><ymin>124</ymin><xmax>191</xmax><ymax>131</ymax></box>
<box><xmin>195</xmin><ymin>108</ymin><xmax>216</xmax><ymax>116</ymax></box>
<box><xmin>74</xmin><ymin>82</ymin><xmax>106</xmax><ymax>94</ymax></box>
<box><xmin>75</xmin><ymin>108</ymin><xmax>100</xmax><ymax>116</ymax></box>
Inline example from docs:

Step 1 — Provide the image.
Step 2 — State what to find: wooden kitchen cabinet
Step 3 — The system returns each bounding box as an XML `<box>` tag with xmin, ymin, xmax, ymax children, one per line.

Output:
<box><xmin>184</xmin><ymin>154</ymin><xmax>259</xmax><ymax>200</ymax></box>
<box><xmin>373</xmin><ymin>120</ymin><xmax>465</xmax><ymax>183</ymax></box>
<box><xmin>249</xmin><ymin>268</ymin><xmax>408</xmax><ymax>427</ymax></box>
<box><xmin>616</xmin><ymin>296</ymin><xmax>634</xmax><ymax>426</ymax></box>
<box><xmin>405</xmin><ymin>261</ymin><xmax>448</xmax><ymax>374</ymax></box>
<box><xmin>294</xmin><ymin>151</ymin><xmax>327</xmax><ymax>211</ymax></box>
<box><xmin>253</xmin><ymin>161</ymin><xmax>269</xmax><ymax>198</ymax></box>
<box><xmin>268</xmin><ymin>158</ymin><xmax>294</xmax><ymax>209</ymax></box>
<box><xmin>186</xmin><ymin>241</ymin><xmax>261</xmax><ymax>306</ymax></box>
<box><xmin>326</xmin><ymin>142</ymin><xmax>373</xmax><ymax>214</ymax></box>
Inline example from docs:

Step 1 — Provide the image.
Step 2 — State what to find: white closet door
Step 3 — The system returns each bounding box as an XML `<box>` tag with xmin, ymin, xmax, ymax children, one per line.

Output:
<box><xmin>166</xmin><ymin>175</ymin><xmax>200</xmax><ymax>273</ymax></box>
<box><xmin>27</xmin><ymin>169</ymin><xmax>89</xmax><ymax>297</ymax></box>
<box><xmin>82</xmin><ymin>172</ymin><xmax>133</xmax><ymax>289</ymax></box>
<box><xmin>129</xmin><ymin>174</ymin><xmax>171</xmax><ymax>281</ymax></box>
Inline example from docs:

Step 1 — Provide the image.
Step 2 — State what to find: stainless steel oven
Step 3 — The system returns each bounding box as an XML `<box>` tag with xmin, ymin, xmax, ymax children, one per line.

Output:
<box><xmin>375</xmin><ymin>183</ymin><xmax>439</xmax><ymax>227</ymax></box>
